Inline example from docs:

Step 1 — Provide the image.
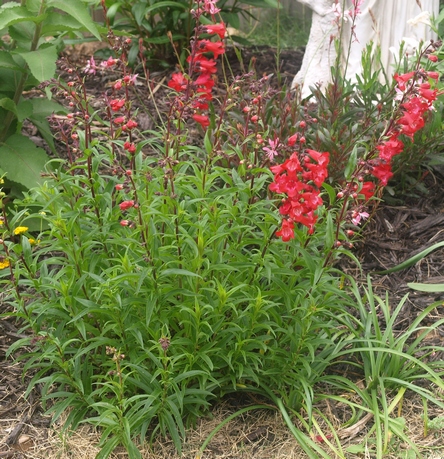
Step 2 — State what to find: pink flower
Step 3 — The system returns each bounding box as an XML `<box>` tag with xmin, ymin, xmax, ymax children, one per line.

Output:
<box><xmin>263</xmin><ymin>138</ymin><xmax>280</xmax><ymax>161</ymax></box>
<box><xmin>203</xmin><ymin>0</ymin><xmax>221</xmax><ymax>14</ymax></box>
<box><xmin>351</xmin><ymin>211</ymin><xmax>369</xmax><ymax>226</ymax></box>
<box><xmin>120</xmin><ymin>220</ymin><xmax>130</xmax><ymax>226</ymax></box>
<box><xmin>84</xmin><ymin>56</ymin><xmax>98</xmax><ymax>75</ymax></box>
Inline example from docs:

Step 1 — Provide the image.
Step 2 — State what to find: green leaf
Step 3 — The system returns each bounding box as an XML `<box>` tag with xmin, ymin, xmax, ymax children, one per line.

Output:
<box><xmin>143</xmin><ymin>1</ymin><xmax>188</xmax><ymax>15</ymax></box>
<box><xmin>159</xmin><ymin>268</ymin><xmax>202</xmax><ymax>278</ymax></box>
<box><xmin>344</xmin><ymin>144</ymin><xmax>358</xmax><ymax>180</ymax></box>
<box><xmin>0</xmin><ymin>5</ymin><xmax>44</xmax><ymax>30</ymax></box>
<box><xmin>47</xmin><ymin>0</ymin><xmax>101</xmax><ymax>40</ymax></box>
<box><xmin>407</xmin><ymin>282</ymin><xmax>444</xmax><ymax>292</ymax></box>
<box><xmin>375</xmin><ymin>241</ymin><xmax>444</xmax><ymax>274</ymax></box>
<box><xmin>0</xmin><ymin>51</ymin><xmax>25</xmax><ymax>72</ymax></box>
<box><xmin>236</xmin><ymin>0</ymin><xmax>279</xmax><ymax>7</ymax></box>
<box><xmin>16</xmin><ymin>100</ymin><xmax>33</xmax><ymax>122</ymax></box>
<box><xmin>18</xmin><ymin>45</ymin><xmax>57</xmax><ymax>82</ymax></box>
<box><xmin>0</xmin><ymin>133</ymin><xmax>50</xmax><ymax>189</ymax></box>
<box><xmin>0</xmin><ymin>97</ymin><xmax>18</xmax><ymax>116</ymax></box>
<box><xmin>28</xmin><ymin>98</ymin><xmax>67</xmax><ymax>153</ymax></box>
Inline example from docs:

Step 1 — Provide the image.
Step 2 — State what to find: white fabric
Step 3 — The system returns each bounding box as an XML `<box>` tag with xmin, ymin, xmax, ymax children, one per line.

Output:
<box><xmin>292</xmin><ymin>0</ymin><xmax>439</xmax><ymax>98</ymax></box>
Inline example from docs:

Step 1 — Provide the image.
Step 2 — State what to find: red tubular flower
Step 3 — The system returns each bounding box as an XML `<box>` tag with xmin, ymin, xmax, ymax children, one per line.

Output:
<box><xmin>192</xmin><ymin>113</ymin><xmax>210</xmax><ymax>128</ymax></box>
<box><xmin>124</xmin><ymin>141</ymin><xmax>136</xmax><ymax>153</ymax></box>
<box><xmin>168</xmin><ymin>72</ymin><xmax>188</xmax><ymax>92</ymax></box>
<box><xmin>119</xmin><ymin>200</ymin><xmax>135</xmax><ymax>211</ymax></box>
<box><xmin>371</xmin><ymin>162</ymin><xmax>393</xmax><ymax>186</ymax></box>
<box><xmin>125</xmin><ymin>119</ymin><xmax>138</xmax><ymax>130</ymax></box>
<box><xmin>427</xmin><ymin>71</ymin><xmax>439</xmax><ymax>80</ymax></box>
<box><xmin>276</xmin><ymin>219</ymin><xmax>295</xmax><ymax>242</ymax></box>
<box><xmin>270</xmin><ymin>149</ymin><xmax>329</xmax><ymax>239</ymax></box>
<box><xmin>394</xmin><ymin>71</ymin><xmax>415</xmax><ymax>91</ymax></box>
<box><xmin>113</xmin><ymin>116</ymin><xmax>125</xmax><ymax>125</ymax></box>
<box><xmin>109</xmin><ymin>99</ymin><xmax>125</xmax><ymax>111</ymax></box>
<box><xmin>376</xmin><ymin>135</ymin><xmax>404</xmax><ymax>161</ymax></box>
<box><xmin>360</xmin><ymin>181</ymin><xmax>375</xmax><ymax>200</ymax></box>
<box><xmin>191</xmin><ymin>56</ymin><xmax>218</xmax><ymax>74</ymax></box>
<box><xmin>428</xmin><ymin>54</ymin><xmax>438</xmax><ymax>62</ymax></box>
<box><xmin>204</xmin><ymin>23</ymin><xmax>226</xmax><ymax>39</ymax></box>
<box><xmin>287</xmin><ymin>134</ymin><xmax>298</xmax><ymax>146</ymax></box>
<box><xmin>197</xmin><ymin>39</ymin><xmax>225</xmax><ymax>58</ymax></box>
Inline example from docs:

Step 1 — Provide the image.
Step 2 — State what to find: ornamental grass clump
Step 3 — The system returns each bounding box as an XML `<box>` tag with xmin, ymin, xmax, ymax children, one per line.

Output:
<box><xmin>1</xmin><ymin>1</ymin><xmax>444</xmax><ymax>458</ymax></box>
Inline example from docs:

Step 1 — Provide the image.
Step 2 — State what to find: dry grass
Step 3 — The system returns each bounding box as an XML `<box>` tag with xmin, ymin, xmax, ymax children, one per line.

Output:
<box><xmin>2</xmin><ymin>376</ymin><xmax>444</xmax><ymax>459</ymax></box>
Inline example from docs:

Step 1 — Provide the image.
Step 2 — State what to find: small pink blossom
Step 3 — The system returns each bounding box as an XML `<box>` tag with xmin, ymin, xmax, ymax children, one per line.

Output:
<box><xmin>263</xmin><ymin>138</ymin><xmax>280</xmax><ymax>162</ymax></box>
<box><xmin>84</xmin><ymin>56</ymin><xmax>98</xmax><ymax>75</ymax></box>
<box><xmin>203</xmin><ymin>0</ymin><xmax>221</xmax><ymax>15</ymax></box>
<box><xmin>351</xmin><ymin>211</ymin><xmax>369</xmax><ymax>226</ymax></box>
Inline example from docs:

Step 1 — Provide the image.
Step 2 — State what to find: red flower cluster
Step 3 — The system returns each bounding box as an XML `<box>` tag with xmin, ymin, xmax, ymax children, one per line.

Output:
<box><xmin>270</xmin><ymin>148</ymin><xmax>330</xmax><ymax>240</ymax></box>
<box><xmin>367</xmin><ymin>69</ymin><xmax>439</xmax><ymax>187</ymax></box>
<box><xmin>168</xmin><ymin>22</ymin><xmax>226</xmax><ymax>128</ymax></box>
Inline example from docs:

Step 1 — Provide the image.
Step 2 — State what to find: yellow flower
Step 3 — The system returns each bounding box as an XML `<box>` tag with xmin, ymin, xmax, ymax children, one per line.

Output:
<box><xmin>13</xmin><ymin>226</ymin><xmax>28</xmax><ymax>235</ymax></box>
<box><xmin>0</xmin><ymin>258</ymin><xmax>10</xmax><ymax>270</ymax></box>
<box><xmin>28</xmin><ymin>238</ymin><xmax>40</xmax><ymax>245</ymax></box>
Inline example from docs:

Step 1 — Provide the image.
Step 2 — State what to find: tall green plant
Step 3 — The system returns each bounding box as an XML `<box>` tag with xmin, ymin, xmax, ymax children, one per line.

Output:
<box><xmin>0</xmin><ymin>0</ymin><xmax>101</xmax><ymax>197</ymax></box>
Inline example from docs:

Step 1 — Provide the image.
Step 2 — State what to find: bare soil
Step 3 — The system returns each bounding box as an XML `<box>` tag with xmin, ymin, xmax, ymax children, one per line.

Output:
<box><xmin>1</xmin><ymin>44</ymin><xmax>444</xmax><ymax>458</ymax></box>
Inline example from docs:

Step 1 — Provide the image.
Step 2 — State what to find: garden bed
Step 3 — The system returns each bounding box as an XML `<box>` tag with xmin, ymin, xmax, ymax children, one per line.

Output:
<box><xmin>1</xmin><ymin>43</ymin><xmax>444</xmax><ymax>459</ymax></box>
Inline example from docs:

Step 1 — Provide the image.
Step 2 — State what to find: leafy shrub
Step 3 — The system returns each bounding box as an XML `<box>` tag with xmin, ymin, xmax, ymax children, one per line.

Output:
<box><xmin>86</xmin><ymin>0</ymin><xmax>280</xmax><ymax>66</ymax></box>
<box><xmin>2</xmin><ymin>2</ymin><xmax>444</xmax><ymax>458</ymax></box>
<box><xmin>0</xmin><ymin>0</ymin><xmax>101</xmax><ymax>198</ymax></box>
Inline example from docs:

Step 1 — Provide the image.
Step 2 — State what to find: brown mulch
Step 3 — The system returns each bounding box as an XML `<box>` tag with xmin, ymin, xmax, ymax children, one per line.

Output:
<box><xmin>2</xmin><ymin>43</ymin><xmax>444</xmax><ymax>458</ymax></box>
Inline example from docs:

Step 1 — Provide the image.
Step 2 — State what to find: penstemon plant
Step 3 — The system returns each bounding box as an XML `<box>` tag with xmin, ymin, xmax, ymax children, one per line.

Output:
<box><xmin>1</xmin><ymin>1</ymin><xmax>443</xmax><ymax>458</ymax></box>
